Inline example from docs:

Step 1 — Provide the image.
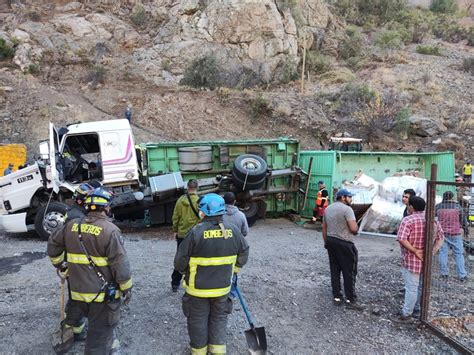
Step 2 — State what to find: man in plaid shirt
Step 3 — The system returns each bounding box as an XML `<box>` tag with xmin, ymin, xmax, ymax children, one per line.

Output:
<box><xmin>395</xmin><ymin>196</ymin><xmax>444</xmax><ymax>323</ymax></box>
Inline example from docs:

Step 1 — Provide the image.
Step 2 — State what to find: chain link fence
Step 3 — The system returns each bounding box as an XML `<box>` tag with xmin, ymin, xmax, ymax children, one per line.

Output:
<box><xmin>421</xmin><ymin>166</ymin><xmax>473</xmax><ymax>353</ymax></box>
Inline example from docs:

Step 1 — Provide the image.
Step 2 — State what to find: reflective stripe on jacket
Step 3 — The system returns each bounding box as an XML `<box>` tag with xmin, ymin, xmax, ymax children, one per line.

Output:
<box><xmin>47</xmin><ymin>212</ymin><xmax>132</xmax><ymax>302</ymax></box>
<box><xmin>174</xmin><ymin>216</ymin><xmax>249</xmax><ymax>298</ymax></box>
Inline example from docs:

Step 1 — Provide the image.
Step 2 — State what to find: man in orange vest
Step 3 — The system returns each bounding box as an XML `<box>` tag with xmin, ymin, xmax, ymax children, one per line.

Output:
<box><xmin>312</xmin><ymin>180</ymin><xmax>329</xmax><ymax>222</ymax></box>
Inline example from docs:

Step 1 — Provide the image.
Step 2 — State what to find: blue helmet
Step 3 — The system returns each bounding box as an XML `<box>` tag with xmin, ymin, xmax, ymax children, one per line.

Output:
<box><xmin>198</xmin><ymin>193</ymin><xmax>225</xmax><ymax>217</ymax></box>
<box><xmin>73</xmin><ymin>183</ymin><xmax>94</xmax><ymax>203</ymax></box>
<box><xmin>85</xmin><ymin>187</ymin><xmax>113</xmax><ymax>210</ymax></box>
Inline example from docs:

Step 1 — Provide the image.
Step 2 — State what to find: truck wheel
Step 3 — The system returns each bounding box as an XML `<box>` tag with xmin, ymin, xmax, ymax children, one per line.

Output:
<box><xmin>240</xmin><ymin>202</ymin><xmax>259</xmax><ymax>227</ymax></box>
<box><xmin>232</xmin><ymin>154</ymin><xmax>267</xmax><ymax>183</ymax></box>
<box><xmin>34</xmin><ymin>202</ymin><xmax>69</xmax><ymax>241</ymax></box>
<box><xmin>232</xmin><ymin>173</ymin><xmax>266</xmax><ymax>191</ymax></box>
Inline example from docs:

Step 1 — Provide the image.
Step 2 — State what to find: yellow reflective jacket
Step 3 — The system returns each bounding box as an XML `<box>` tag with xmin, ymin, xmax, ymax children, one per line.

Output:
<box><xmin>172</xmin><ymin>192</ymin><xmax>200</xmax><ymax>238</ymax></box>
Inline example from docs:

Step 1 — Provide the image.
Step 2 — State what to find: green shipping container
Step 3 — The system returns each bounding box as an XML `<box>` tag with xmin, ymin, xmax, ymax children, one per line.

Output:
<box><xmin>143</xmin><ymin>138</ymin><xmax>300</xmax><ymax>215</ymax></box>
<box><xmin>299</xmin><ymin>150</ymin><xmax>455</xmax><ymax>218</ymax></box>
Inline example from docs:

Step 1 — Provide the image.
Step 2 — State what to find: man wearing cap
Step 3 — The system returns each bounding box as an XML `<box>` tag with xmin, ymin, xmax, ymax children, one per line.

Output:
<box><xmin>312</xmin><ymin>180</ymin><xmax>329</xmax><ymax>222</ymax></box>
<box><xmin>322</xmin><ymin>188</ymin><xmax>363</xmax><ymax>310</ymax></box>
<box><xmin>3</xmin><ymin>163</ymin><xmax>14</xmax><ymax>176</ymax></box>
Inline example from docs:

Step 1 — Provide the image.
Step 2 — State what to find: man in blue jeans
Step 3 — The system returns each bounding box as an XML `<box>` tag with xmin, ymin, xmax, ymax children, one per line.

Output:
<box><xmin>395</xmin><ymin>196</ymin><xmax>444</xmax><ymax>323</ymax></box>
<box><xmin>436</xmin><ymin>191</ymin><xmax>468</xmax><ymax>282</ymax></box>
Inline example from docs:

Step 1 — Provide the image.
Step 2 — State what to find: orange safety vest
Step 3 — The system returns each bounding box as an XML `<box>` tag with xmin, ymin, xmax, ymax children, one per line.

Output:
<box><xmin>315</xmin><ymin>188</ymin><xmax>329</xmax><ymax>208</ymax></box>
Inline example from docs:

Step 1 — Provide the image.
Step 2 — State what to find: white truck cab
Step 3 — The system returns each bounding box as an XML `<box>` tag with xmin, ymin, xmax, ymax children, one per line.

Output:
<box><xmin>0</xmin><ymin>119</ymin><xmax>139</xmax><ymax>238</ymax></box>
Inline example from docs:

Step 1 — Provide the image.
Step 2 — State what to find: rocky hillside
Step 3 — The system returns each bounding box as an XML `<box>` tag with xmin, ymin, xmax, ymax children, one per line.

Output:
<box><xmin>0</xmin><ymin>0</ymin><xmax>473</xmax><ymax>169</ymax></box>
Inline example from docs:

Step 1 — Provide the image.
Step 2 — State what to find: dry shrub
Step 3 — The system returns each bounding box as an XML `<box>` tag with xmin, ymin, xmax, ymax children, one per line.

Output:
<box><xmin>354</xmin><ymin>93</ymin><xmax>401</xmax><ymax>142</ymax></box>
<box><xmin>436</xmin><ymin>138</ymin><xmax>465</xmax><ymax>161</ymax></box>
<box><xmin>461</xmin><ymin>57</ymin><xmax>474</xmax><ymax>75</ymax></box>
<box><xmin>318</xmin><ymin>67</ymin><xmax>355</xmax><ymax>84</ymax></box>
<box><xmin>249</xmin><ymin>93</ymin><xmax>272</xmax><ymax>120</ymax></box>
<box><xmin>305</xmin><ymin>52</ymin><xmax>332</xmax><ymax>75</ymax></box>
<box><xmin>416</xmin><ymin>45</ymin><xmax>442</xmax><ymax>56</ymax></box>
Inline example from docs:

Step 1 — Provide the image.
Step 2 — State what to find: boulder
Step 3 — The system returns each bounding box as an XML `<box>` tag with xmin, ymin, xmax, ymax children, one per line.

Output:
<box><xmin>143</xmin><ymin>0</ymin><xmax>335</xmax><ymax>83</ymax></box>
<box><xmin>408</xmin><ymin>114</ymin><xmax>447</xmax><ymax>137</ymax></box>
<box><xmin>11</xmin><ymin>29</ymin><xmax>30</xmax><ymax>43</ymax></box>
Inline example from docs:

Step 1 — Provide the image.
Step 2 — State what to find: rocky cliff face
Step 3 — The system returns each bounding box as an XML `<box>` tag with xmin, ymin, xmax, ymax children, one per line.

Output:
<box><xmin>2</xmin><ymin>0</ymin><xmax>339</xmax><ymax>84</ymax></box>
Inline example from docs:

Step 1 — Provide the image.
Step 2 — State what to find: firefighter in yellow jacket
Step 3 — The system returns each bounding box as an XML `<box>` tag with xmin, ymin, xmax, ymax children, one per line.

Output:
<box><xmin>47</xmin><ymin>187</ymin><xmax>132</xmax><ymax>354</ymax></box>
<box><xmin>175</xmin><ymin>193</ymin><xmax>249</xmax><ymax>355</ymax></box>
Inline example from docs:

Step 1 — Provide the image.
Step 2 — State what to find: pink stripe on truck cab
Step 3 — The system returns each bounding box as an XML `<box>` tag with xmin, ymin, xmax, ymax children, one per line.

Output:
<box><xmin>102</xmin><ymin>136</ymin><xmax>133</xmax><ymax>166</ymax></box>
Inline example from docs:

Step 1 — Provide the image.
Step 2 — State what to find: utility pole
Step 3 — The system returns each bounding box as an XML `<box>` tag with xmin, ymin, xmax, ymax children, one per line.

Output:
<box><xmin>300</xmin><ymin>32</ymin><xmax>307</xmax><ymax>94</ymax></box>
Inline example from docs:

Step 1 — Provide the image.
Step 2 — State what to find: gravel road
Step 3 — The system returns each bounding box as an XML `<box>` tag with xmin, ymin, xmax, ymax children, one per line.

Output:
<box><xmin>0</xmin><ymin>218</ymin><xmax>468</xmax><ymax>354</ymax></box>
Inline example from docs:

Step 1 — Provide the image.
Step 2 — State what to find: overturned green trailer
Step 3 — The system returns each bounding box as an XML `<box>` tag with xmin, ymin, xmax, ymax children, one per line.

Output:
<box><xmin>139</xmin><ymin>138</ymin><xmax>304</xmax><ymax>225</ymax></box>
<box><xmin>298</xmin><ymin>150</ymin><xmax>455</xmax><ymax>219</ymax></box>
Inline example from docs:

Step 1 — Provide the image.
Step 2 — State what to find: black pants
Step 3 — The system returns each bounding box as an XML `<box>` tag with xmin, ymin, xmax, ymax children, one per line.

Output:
<box><xmin>171</xmin><ymin>238</ymin><xmax>184</xmax><ymax>287</ymax></box>
<box><xmin>326</xmin><ymin>236</ymin><xmax>358</xmax><ymax>302</ymax></box>
<box><xmin>182</xmin><ymin>293</ymin><xmax>233</xmax><ymax>352</ymax></box>
<box><xmin>66</xmin><ymin>299</ymin><xmax>120</xmax><ymax>355</ymax></box>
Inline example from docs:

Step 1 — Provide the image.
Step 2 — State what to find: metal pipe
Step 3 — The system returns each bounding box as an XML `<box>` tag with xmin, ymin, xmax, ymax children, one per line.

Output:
<box><xmin>301</xmin><ymin>157</ymin><xmax>313</xmax><ymax>211</ymax></box>
<box><xmin>358</xmin><ymin>231</ymin><xmax>397</xmax><ymax>239</ymax></box>
<box><xmin>421</xmin><ymin>164</ymin><xmax>437</xmax><ymax>322</ymax></box>
<box><xmin>421</xmin><ymin>321</ymin><xmax>472</xmax><ymax>354</ymax></box>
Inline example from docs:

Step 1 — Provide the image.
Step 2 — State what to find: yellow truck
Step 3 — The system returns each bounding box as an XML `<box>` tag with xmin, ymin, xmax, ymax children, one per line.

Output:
<box><xmin>0</xmin><ymin>144</ymin><xmax>27</xmax><ymax>175</ymax></box>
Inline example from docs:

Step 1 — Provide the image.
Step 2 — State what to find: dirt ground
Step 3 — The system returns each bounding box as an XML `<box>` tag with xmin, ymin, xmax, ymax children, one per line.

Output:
<box><xmin>0</xmin><ymin>218</ymin><xmax>468</xmax><ymax>354</ymax></box>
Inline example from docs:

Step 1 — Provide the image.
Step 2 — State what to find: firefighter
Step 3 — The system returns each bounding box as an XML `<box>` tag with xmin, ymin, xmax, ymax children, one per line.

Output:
<box><xmin>57</xmin><ymin>182</ymin><xmax>96</xmax><ymax>342</ymax></box>
<box><xmin>175</xmin><ymin>193</ymin><xmax>249</xmax><ymax>355</ymax></box>
<box><xmin>312</xmin><ymin>180</ymin><xmax>329</xmax><ymax>222</ymax></box>
<box><xmin>65</xmin><ymin>183</ymin><xmax>95</xmax><ymax>222</ymax></box>
<box><xmin>47</xmin><ymin>187</ymin><xmax>132</xmax><ymax>354</ymax></box>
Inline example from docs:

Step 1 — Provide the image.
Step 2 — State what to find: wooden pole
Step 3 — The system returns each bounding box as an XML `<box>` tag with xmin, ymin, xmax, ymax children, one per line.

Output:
<box><xmin>300</xmin><ymin>33</ymin><xmax>306</xmax><ymax>94</ymax></box>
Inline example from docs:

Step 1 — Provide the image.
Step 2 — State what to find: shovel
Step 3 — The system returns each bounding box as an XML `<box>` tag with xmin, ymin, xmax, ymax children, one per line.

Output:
<box><xmin>234</xmin><ymin>285</ymin><xmax>267</xmax><ymax>354</ymax></box>
<box><xmin>51</xmin><ymin>275</ymin><xmax>74</xmax><ymax>354</ymax></box>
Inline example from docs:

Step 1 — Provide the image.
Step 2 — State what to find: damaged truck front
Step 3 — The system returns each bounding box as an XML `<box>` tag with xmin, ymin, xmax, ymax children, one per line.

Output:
<box><xmin>0</xmin><ymin>119</ymin><xmax>306</xmax><ymax>239</ymax></box>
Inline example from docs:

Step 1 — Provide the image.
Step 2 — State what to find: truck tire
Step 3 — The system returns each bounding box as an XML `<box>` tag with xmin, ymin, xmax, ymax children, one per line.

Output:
<box><xmin>34</xmin><ymin>202</ymin><xmax>69</xmax><ymax>241</ymax></box>
<box><xmin>232</xmin><ymin>173</ymin><xmax>266</xmax><ymax>191</ymax></box>
<box><xmin>239</xmin><ymin>201</ymin><xmax>259</xmax><ymax>227</ymax></box>
<box><xmin>232</xmin><ymin>154</ymin><xmax>267</xmax><ymax>183</ymax></box>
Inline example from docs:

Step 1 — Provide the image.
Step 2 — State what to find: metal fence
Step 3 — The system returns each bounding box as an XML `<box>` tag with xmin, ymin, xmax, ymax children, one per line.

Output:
<box><xmin>421</xmin><ymin>165</ymin><xmax>474</xmax><ymax>354</ymax></box>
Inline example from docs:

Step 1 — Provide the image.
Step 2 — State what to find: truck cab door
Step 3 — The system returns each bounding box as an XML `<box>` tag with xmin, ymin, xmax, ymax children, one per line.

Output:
<box><xmin>100</xmin><ymin>131</ymin><xmax>139</xmax><ymax>185</ymax></box>
<box><xmin>49</xmin><ymin>122</ymin><xmax>62</xmax><ymax>192</ymax></box>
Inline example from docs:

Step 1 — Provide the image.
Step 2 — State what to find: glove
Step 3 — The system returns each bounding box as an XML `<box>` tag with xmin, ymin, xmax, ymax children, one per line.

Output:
<box><xmin>122</xmin><ymin>289</ymin><xmax>132</xmax><ymax>306</ymax></box>
<box><xmin>56</xmin><ymin>262</ymin><xmax>68</xmax><ymax>279</ymax></box>
<box><xmin>57</xmin><ymin>261</ymin><xmax>68</xmax><ymax>272</ymax></box>
<box><xmin>230</xmin><ymin>274</ymin><xmax>238</xmax><ymax>298</ymax></box>
<box><xmin>324</xmin><ymin>243</ymin><xmax>328</xmax><ymax>250</ymax></box>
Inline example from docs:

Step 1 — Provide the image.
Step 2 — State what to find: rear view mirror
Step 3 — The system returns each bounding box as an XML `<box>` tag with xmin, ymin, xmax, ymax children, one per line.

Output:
<box><xmin>39</xmin><ymin>140</ymin><xmax>50</xmax><ymax>160</ymax></box>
